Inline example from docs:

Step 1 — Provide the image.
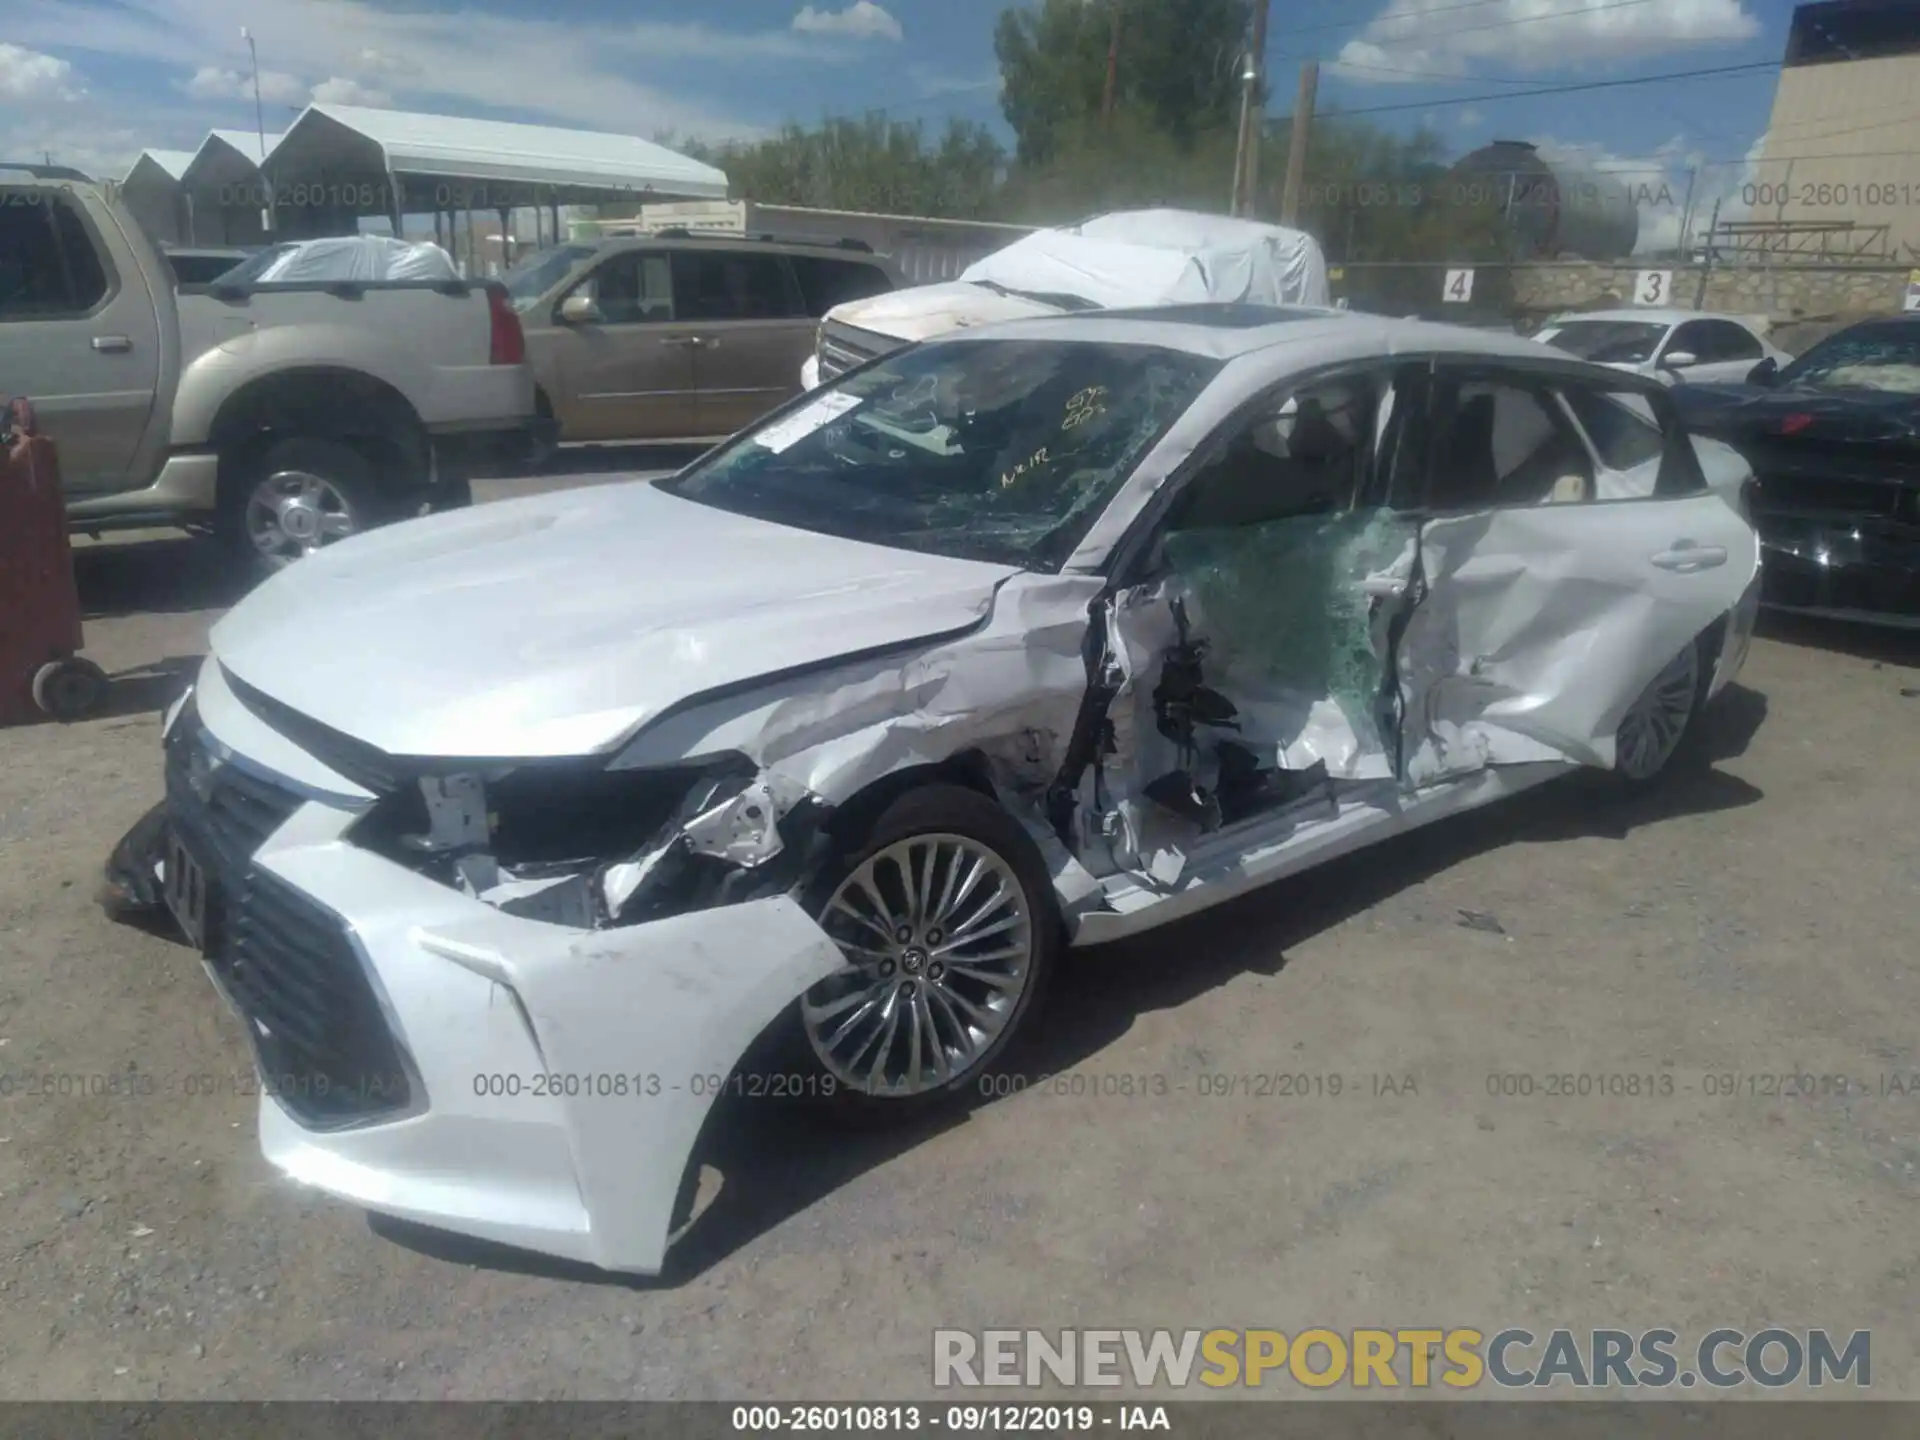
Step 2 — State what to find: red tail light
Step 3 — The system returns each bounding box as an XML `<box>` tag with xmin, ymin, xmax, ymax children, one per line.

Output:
<box><xmin>1778</xmin><ymin>412</ymin><xmax>1814</xmax><ymax>435</ymax></box>
<box><xmin>487</xmin><ymin>286</ymin><xmax>525</xmax><ymax>366</ymax></box>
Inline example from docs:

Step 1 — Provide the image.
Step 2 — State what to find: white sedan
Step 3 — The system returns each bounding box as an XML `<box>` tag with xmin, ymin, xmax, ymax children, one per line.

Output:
<box><xmin>109</xmin><ymin>307</ymin><xmax>1762</xmax><ymax>1277</ymax></box>
<box><xmin>1534</xmin><ymin>307</ymin><xmax>1791</xmax><ymax>385</ymax></box>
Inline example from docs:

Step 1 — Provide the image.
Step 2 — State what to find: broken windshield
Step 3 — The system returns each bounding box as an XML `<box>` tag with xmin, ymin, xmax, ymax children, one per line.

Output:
<box><xmin>660</xmin><ymin>339</ymin><xmax>1222</xmax><ymax>570</ymax></box>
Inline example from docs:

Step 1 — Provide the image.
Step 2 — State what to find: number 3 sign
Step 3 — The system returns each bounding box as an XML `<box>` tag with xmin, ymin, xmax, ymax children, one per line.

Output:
<box><xmin>1634</xmin><ymin>270</ymin><xmax>1673</xmax><ymax>305</ymax></box>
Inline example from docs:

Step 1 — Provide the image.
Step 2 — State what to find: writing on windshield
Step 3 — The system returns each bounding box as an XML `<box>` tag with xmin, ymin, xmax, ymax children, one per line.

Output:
<box><xmin>661</xmin><ymin>338</ymin><xmax>1220</xmax><ymax>570</ymax></box>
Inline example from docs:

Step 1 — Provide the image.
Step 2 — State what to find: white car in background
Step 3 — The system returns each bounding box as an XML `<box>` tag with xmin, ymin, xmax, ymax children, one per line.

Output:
<box><xmin>111</xmin><ymin>308</ymin><xmax>1760</xmax><ymax>1278</ymax></box>
<box><xmin>803</xmin><ymin>207</ymin><xmax>1332</xmax><ymax>388</ymax></box>
<box><xmin>1533</xmin><ymin>308</ymin><xmax>1791</xmax><ymax>385</ymax></box>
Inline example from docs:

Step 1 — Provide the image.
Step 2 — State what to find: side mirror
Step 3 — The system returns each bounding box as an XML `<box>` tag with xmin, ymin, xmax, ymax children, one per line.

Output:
<box><xmin>1746</xmin><ymin>356</ymin><xmax>1779</xmax><ymax>386</ymax></box>
<box><xmin>1660</xmin><ymin>350</ymin><xmax>1698</xmax><ymax>371</ymax></box>
<box><xmin>558</xmin><ymin>293</ymin><xmax>603</xmax><ymax>325</ymax></box>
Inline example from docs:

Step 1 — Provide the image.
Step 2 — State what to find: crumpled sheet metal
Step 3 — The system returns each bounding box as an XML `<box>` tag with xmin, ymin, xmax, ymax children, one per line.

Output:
<box><xmin>1397</xmin><ymin>509</ymin><xmax>1677</xmax><ymax>783</ymax></box>
<box><xmin>614</xmin><ymin>573</ymin><xmax>1105</xmax><ymax>818</ymax></box>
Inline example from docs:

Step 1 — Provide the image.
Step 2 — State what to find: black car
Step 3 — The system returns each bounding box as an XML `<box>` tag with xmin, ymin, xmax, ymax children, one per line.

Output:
<box><xmin>1673</xmin><ymin>315</ymin><xmax>1920</xmax><ymax>627</ymax></box>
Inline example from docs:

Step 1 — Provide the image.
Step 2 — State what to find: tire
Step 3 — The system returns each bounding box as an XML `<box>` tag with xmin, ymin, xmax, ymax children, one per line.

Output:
<box><xmin>788</xmin><ymin>782</ymin><xmax>1061</xmax><ymax>1123</ymax></box>
<box><xmin>1612</xmin><ymin>635</ymin><xmax>1711</xmax><ymax>790</ymax></box>
<box><xmin>222</xmin><ymin>436</ymin><xmax>395</xmax><ymax>575</ymax></box>
<box><xmin>31</xmin><ymin>657</ymin><xmax>107</xmax><ymax>722</ymax></box>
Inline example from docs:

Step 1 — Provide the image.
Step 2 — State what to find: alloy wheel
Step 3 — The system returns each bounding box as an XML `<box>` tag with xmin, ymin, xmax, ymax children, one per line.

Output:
<box><xmin>805</xmin><ymin>834</ymin><xmax>1035</xmax><ymax>1097</ymax></box>
<box><xmin>1616</xmin><ymin>643</ymin><xmax>1701</xmax><ymax>781</ymax></box>
<box><xmin>246</xmin><ymin>470</ymin><xmax>357</xmax><ymax>561</ymax></box>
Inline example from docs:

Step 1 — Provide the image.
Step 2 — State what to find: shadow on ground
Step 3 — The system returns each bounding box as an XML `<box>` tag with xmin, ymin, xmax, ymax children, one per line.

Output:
<box><xmin>371</xmin><ymin>693</ymin><xmax>1769</xmax><ymax>1289</ymax></box>
<box><xmin>73</xmin><ymin>534</ymin><xmax>250</xmax><ymax>621</ymax></box>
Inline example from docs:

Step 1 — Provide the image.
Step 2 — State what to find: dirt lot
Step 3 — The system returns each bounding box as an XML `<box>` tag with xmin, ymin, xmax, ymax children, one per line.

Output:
<box><xmin>2</xmin><ymin>467</ymin><xmax>1918</xmax><ymax>1401</ymax></box>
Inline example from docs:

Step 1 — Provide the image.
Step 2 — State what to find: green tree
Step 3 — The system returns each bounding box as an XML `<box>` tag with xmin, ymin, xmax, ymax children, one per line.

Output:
<box><xmin>995</xmin><ymin>0</ymin><xmax>1253</xmax><ymax>166</ymax></box>
<box><xmin>678</xmin><ymin>113</ymin><xmax>1005</xmax><ymax>219</ymax></box>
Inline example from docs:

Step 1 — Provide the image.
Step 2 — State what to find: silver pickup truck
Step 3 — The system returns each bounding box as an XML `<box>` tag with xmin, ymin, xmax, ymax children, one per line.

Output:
<box><xmin>0</xmin><ymin>163</ymin><xmax>535</xmax><ymax>569</ymax></box>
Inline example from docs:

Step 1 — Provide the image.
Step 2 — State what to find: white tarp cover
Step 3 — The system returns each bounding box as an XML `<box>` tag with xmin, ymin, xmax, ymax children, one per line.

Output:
<box><xmin>254</xmin><ymin>236</ymin><xmax>459</xmax><ymax>283</ymax></box>
<box><xmin>959</xmin><ymin>208</ymin><xmax>1330</xmax><ymax>310</ymax></box>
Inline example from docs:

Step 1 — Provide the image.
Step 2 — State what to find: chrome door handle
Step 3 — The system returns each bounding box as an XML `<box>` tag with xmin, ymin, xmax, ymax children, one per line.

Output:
<box><xmin>1651</xmin><ymin>541</ymin><xmax>1728</xmax><ymax>572</ymax></box>
<box><xmin>92</xmin><ymin>335</ymin><xmax>132</xmax><ymax>352</ymax></box>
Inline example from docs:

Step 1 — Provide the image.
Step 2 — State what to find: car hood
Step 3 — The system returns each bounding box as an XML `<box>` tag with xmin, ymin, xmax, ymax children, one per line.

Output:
<box><xmin>826</xmin><ymin>280</ymin><xmax>1064</xmax><ymax>344</ymax></box>
<box><xmin>209</xmin><ymin>481</ymin><xmax>1019</xmax><ymax>760</ymax></box>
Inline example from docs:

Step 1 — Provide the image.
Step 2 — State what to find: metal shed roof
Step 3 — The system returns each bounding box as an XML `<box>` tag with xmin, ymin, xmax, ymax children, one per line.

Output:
<box><xmin>124</xmin><ymin>148</ymin><xmax>196</xmax><ymax>184</ymax></box>
<box><xmin>180</xmin><ymin>129</ymin><xmax>286</xmax><ymax>190</ymax></box>
<box><xmin>265</xmin><ymin>103</ymin><xmax>729</xmax><ymax>207</ymax></box>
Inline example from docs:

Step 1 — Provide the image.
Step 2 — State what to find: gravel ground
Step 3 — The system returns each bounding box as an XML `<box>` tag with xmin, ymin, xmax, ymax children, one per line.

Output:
<box><xmin>2</xmin><ymin>465</ymin><xmax>1917</xmax><ymax>1401</ymax></box>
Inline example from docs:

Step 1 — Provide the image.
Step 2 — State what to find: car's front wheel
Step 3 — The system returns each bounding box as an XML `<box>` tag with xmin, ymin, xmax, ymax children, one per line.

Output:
<box><xmin>1613</xmin><ymin>637</ymin><xmax>1709</xmax><ymax>787</ymax></box>
<box><xmin>795</xmin><ymin>783</ymin><xmax>1059</xmax><ymax>1120</ymax></box>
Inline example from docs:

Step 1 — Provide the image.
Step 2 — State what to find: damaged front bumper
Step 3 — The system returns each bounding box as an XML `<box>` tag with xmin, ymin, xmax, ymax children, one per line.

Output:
<box><xmin>126</xmin><ymin>663</ymin><xmax>851</xmax><ymax>1276</ymax></box>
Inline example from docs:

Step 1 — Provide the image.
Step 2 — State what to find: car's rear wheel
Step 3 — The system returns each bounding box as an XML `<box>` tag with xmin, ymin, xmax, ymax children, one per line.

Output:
<box><xmin>1614</xmin><ymin>638</ymin><xmax>1708</xmax><ymax>786</ymax></box>
<box><xmin>224</xmin><ymin>437</ymin><xmax>395</xmax><ymax>574</ymax></box>
<box><xmin>795</xmin><ymin>783</ymin><xmax>1059</xmax><ymax>1121</ymax></box>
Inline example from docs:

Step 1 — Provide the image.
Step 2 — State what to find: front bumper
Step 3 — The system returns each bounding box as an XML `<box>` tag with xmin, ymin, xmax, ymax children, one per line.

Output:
<box><xmin>154</xmin><ymin>661</ymin><xmax>847</xmax><ymax>1275</ymax></box>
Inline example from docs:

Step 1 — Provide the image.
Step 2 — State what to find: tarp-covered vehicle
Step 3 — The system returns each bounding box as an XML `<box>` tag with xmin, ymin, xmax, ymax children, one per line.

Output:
<box><xmin>105</xmin><ymin>306</ymin><xmax>1760</xmax><ymax>1277</ymax></box>
<box><xmin>805</xmin><ymin>208</ymin><xmax>1333</xmax><ymax>388</ymax></box>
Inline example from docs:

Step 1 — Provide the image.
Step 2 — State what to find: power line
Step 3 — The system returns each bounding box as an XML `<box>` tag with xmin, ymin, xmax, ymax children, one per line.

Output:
<box><xmin>1327</xmin><ymin>59</ymin><xmax>1779</xmax><ymax>116</ymax></box>
<box><xmin>1327</xmin><ymin>59</ymin><xmax>1543</xmax><ymax>83</ymax></box>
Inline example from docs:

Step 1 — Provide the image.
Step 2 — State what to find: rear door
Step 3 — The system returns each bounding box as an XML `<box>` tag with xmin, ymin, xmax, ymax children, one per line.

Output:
<box><xmin>0</xmin><ymin>186</ymin><xmax>163</xmax><ymax>494</ymax></box>
<box><xmin>672</xmin><ymin>249</ymin><xmax>812</xmax><ymax>435</ymax></box>
<box><xmin>1389</xmin><ymin>360</ymin><xmax>1759</xmax><ymax>785</ymax></box>
<box><xmin>541</xmin><ymin>249</ymin><xmax>700</xmax><ymax>441</ymax></box>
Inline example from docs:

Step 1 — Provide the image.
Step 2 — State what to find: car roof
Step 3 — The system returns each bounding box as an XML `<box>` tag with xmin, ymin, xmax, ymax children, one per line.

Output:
<box><xmin>1545</xmin><ymin>308</ymin><xmax>1749</xmax><ymax>327</ymax></box>
<box><xmin>942</xmin><ymin>304</ymin><xmax>1558</xmax><ymax>366</ymax></box>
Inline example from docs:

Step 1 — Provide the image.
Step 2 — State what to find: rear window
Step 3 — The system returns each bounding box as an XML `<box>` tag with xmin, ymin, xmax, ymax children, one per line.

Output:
<box><xmin>789</xmin><ymin>254</ymin><xmax>894</xmax><ymax>316</ymax></box>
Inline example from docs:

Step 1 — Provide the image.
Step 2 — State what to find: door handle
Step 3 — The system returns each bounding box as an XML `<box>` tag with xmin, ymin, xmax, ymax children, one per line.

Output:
<box><xmin>1650</xmin><ymin>541</ymin><xmax>1728</xmax><ymax>572</ymax></box>
<box><xmin>92</xmin><ymin>335</ymin><xmax>133</xmax><ymax>352</ymax></box>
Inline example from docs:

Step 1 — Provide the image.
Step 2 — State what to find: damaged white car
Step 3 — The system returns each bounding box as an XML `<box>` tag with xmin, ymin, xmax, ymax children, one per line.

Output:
<box><xmin>106</xmin><ymin>304</ymin><xmax>1762</xmax><ymax>1277</ymax></box>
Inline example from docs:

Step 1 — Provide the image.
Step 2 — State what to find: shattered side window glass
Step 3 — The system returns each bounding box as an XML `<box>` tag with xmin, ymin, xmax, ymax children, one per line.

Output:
<box><xmin>660</xmin><ymin>339</ymin><xmax>1221</xmax><ymax>569</ymax></box>
<box><xmin>1163</xmin><ymin>508</ymin><xmax>1415</xmax><ymax>755</ymax></box>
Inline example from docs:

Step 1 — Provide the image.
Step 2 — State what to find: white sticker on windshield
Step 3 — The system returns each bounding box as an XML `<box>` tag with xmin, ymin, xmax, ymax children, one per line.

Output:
<box><xmin>754</xmin><ymin>391</ymin><xmax>863</xmax><ymax>454</ymax></box>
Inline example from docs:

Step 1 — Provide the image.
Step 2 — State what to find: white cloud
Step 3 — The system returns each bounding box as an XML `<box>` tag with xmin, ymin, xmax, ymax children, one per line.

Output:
<box><xmin>1457</xmin><ymin>106</ymin><xmax>1484</xmax><ymax>129</ymax></box>
<box><xmin>311</xmin><ymin>76</ymin><xmax>391</xmax><ymax>106</ymax></box>
<box><xmin>792</xmin><ymin>1</ymin><xmax>904</xmax><ymax>42</ymax></box>
<box><xmin>0</xmin><ymin>42</ymin><xmax>80</xmax><ymax>100</ymax></box>
<box><xmin>11</xmin><ymin>0</ymin><xmax>797</xmax><ymax>144</ymax></box>
<box><xmin>1336</xmin><ymin>0</ymin><xmax>1760</xmax><ymax>82</ymax></box>
<box><xmin>182</xmin><ymin>64</ymin><xmax>305</xmax><ymax>105</ymax></box>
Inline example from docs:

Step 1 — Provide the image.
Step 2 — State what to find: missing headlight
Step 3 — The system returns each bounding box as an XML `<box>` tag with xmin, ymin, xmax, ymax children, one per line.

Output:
<box><xmin>348</xmin><ymin>754</ymin><xmax>827</xmax><ymax>930</ymax></box>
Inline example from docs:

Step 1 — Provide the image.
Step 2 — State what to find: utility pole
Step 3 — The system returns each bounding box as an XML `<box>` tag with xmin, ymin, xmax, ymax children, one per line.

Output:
<box><xmin>1102</xmin><ymin>1</ymin><xmax>1121</xmax><ymax>129</ymax></box>
<box><xmin>241</xmin><ymin>26</ymin><xmax>274</xmax><ymax>236</ymax></box>
<box><xmin>1277</xmin><ymin>60</ymin><xmax>1318</xmax><ymax>227</ymax></box>
<box><xmin>1693</xmin><ymin>196</ymin><xmax>1722</xmax><ymax>309</ymax></box>
<box><xmin>1232</xmin><ymin>0</ymin><xmax>1271</xmax><ymax>216</ymax></box>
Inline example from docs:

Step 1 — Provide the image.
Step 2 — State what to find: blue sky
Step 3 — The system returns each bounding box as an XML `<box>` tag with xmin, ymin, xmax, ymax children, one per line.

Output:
<box><xmin>3</xmin><ymin>0</ymin><xmax>1799</xmax><ymax>244</ymax></box>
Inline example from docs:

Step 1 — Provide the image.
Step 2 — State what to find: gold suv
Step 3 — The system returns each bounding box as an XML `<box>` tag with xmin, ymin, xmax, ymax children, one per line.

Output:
<box><xmin>507</xmin><ymin>231</ymin><xmax>899</xmax><ymax>448</ymax></box>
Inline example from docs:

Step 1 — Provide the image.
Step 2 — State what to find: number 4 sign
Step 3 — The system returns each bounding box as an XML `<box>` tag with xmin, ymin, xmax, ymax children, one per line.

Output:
<box><xmin>1443</xmin><ymin>268</ymin><xmax>1474</xmax><ymax>303</ymax></box>
<box><xmin>1634</xmin><ymin>270</ymin><xmax>1673</xmax><ymax>305</ymax></box>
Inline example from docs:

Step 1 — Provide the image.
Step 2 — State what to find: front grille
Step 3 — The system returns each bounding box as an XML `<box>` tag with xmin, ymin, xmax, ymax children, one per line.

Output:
<box><xmin>221</xmin><ymin>665</ymin><xmax>401</xmax><ymax>795</ymax></box>
<box><xmin>817</xmin><ymin>319</ymin><xmax>900</xmax><ymax>381</ymax></box>
<box><xmin>222</xmin><ymin>868</ymin><xmax>413</xmax><ymax>1127</ymax></box>
<box><xmin>166</xmin><ymin>705</ymin><xmax>413</xmax><ymax>1127</ymax></box>
<box><xmin>165</xmin><ymin>709</ymin><xmax>305</xmax><ymax>886</ymax></box>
